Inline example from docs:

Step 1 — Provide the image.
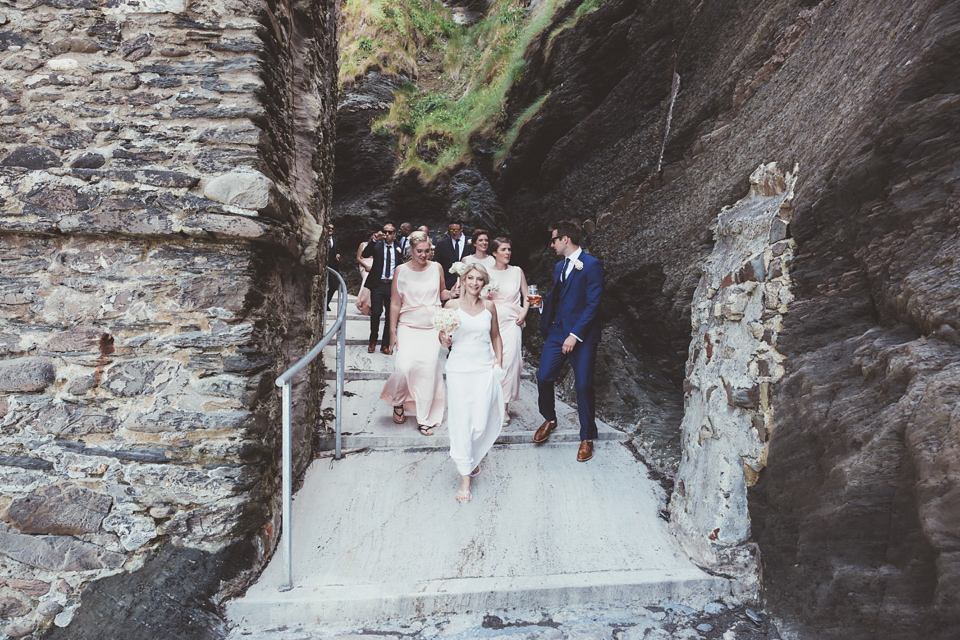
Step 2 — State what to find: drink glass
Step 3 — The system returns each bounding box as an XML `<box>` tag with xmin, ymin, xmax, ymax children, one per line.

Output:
<box><xmin>528</xmin><ymin>284</ymin><xmax>541</xmax><ymax>309</ymax></box>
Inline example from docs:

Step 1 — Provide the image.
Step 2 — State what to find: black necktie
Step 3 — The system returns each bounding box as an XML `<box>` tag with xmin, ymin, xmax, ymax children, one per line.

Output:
<box><xmin>454</xmin><ymin>238</ymin><xmax>460</xmax><ymax>259</ymax></box>
<box><xmin>560</xmin><ymin>258</ymin><xmax>570</xmax><ymax>283</ymax></box>
<box><xmin>384</xmin><ymin>245</ymin><xmax>393</xmax><ymax>279</ymax></box>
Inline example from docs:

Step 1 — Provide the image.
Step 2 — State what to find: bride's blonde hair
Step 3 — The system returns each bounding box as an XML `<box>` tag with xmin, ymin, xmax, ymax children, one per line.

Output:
<box><xmin>460</xmin><ymin>263</ymin><xmax>490</xmax><ymax>286</ymax></box>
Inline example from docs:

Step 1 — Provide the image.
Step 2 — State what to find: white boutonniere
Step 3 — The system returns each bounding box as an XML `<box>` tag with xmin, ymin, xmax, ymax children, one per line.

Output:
<box><xmin>574</xmin><ymin>259</ymin><xmax>584</xmax><ymax>271</ymax></box>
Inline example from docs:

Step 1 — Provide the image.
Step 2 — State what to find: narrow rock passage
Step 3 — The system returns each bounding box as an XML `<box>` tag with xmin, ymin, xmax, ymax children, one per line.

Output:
<box><xmin>226</xmin><ymin>296</ymin><xmax>735</xmax><ymax>636</ymax></box>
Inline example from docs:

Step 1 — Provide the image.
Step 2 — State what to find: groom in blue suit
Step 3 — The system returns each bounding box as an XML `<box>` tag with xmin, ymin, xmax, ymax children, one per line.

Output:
<box><xmin>534</xmin><ymin>220</ymin><xmax>604</xmax><ymax>461</ymax></box>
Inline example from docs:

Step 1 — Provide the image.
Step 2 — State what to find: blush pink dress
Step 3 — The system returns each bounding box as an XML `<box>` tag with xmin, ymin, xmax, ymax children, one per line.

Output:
<box><xmin>487</xmin><ymin>265</ymin><xmax>524</xmax><ymax>403</ymax></box>
<box><xmin>380</xmin><ymin>261</ymin><xmax>446</xmax><ymax>427</ymax></box>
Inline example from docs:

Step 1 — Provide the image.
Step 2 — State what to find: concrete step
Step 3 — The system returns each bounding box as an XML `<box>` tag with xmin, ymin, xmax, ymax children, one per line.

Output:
<box><xmin>316</xmin><ymin>377</ymin><xmax>626</xmax><ymax>450</ymax></box>
<box><xmin>226</xmin><ymin>443</ymin><xmax>731</xmax><ymax>629</ymax></box>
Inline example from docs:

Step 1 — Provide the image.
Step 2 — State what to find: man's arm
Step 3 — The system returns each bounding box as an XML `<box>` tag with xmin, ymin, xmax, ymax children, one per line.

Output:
<box><xmin>361</xmin><ymin>241</ymin><xmax>377</xmax><ymax>259</ymax></box>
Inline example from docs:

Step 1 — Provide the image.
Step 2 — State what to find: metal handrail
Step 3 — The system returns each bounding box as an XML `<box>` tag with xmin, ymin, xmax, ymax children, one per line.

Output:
<box><xmin>275</xmin><ymin>266</ymin><xmax>347</xmax><ymax>591</ymax></box>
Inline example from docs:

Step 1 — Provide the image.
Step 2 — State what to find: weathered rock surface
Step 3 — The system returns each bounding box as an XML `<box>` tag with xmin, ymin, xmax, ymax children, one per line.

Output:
<box><xmin>485</xmin><ymin>0</ymin><xmax>960</xmax><ymax>637</ymax></box>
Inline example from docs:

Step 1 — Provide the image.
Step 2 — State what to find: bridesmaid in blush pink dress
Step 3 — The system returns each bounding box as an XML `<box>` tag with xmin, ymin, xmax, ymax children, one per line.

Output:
<box><xmin>381</xmin><ymin>231</ymin><xmax>453</xmax><ymax>435</ymax></box>
<box><xmin>487</xmin><ymin>237</ymin><xmax>530</xmax><ymax>419</ymax></box>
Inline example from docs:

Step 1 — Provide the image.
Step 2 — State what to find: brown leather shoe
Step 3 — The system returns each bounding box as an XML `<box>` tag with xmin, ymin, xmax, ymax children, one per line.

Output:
<box><xmin>533</xmin><ymin>419</ymin><xmax>557</xmax><ymax>444</ymax></box>
<box><xmin>577</xmin><ymin>440</ymin><xmax>594</xmax><ymax>462</ymax></box>
<box><xmin>380</xmin><ymin>346</ymin><xmax>393</xmax><ymax>355</ymax></box>
<box><xmin>367</xmin><ymin>342</ymin><xmax>376</xmax><ymax>353</ymax></box>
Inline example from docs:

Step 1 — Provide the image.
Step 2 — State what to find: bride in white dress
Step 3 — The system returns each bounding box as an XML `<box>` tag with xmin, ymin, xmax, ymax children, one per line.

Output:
<box><xmin>439</xmin><ymin>263</ymin><xmax>504</xmax><ymax>503</ymax></box>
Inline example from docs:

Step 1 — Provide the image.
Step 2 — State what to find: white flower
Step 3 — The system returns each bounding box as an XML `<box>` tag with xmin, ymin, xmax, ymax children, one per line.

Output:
<box><xmin>449</xmin><ymin>261</ymin><xmax>468</xmax><ymax>276</ymax></box>
<box><xmin>431</xmin><ymin>308</ymin><xmax>460</xmax><ymax>333</ymax></box>
<box><xmin>482</xmin><ymin>282</ymin><xmax>500</xmax><ymax>293</ymax></box>
<box><xmin>574</xmin><ymin>259</ymin><xmax>584</xmax><ymax>271</ymax></box>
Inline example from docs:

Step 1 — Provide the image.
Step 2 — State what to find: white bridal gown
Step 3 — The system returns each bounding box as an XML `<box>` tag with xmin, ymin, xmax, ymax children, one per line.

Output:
<box><xmin>445</xmin><ymin>307</ymin><xmax>505</xmax><ymax>476</ymax></box>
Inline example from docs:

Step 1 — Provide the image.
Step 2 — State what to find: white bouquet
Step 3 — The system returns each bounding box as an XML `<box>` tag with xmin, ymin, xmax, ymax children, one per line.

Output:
<box><xmin>431</xmin><ymin>308</ymin><xmax>460</xmax><ymax>333</ymax></box>
<box><xmin>448</xmin><ymin>261</ymin><xmax>468</xmax><ymax>276</ymax></box>
<box><xmin>482</xmin><ymin>282</ymin><xmax>500</xmax><ymax>297</ymax></box>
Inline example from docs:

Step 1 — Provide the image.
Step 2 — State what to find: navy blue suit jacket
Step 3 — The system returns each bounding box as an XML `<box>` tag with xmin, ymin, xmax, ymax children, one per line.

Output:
<box><xmin>540</xmin><ymin>252</ymin><xmax>604</xmax><ymax>344</ymax></box>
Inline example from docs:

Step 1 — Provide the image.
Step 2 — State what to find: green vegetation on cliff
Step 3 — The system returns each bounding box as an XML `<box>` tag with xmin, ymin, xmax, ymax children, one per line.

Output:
<box><xmin>339</xmin><ymin>0</ymin><xmax>604</xmax><ymax>181</ymax></box>
<box><xmin>338</xmin><ymin>0</ymin><xmax>460</xmax><ymax>87</ymax></box>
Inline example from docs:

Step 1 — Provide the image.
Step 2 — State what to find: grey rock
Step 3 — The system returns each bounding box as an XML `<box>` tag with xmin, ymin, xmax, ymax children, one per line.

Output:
<box><xmin>0</xmin><ymin>145</ymin><xmax>61</xmax><ymax>169</ymax></box>
<box><xmin>7</xmin><ymin>482</ymin><xmax>113</xmax><ymax>535</ymax></box>
<box><xmin>0</xmin><ymin>455</ymin><xmax>54</xmax><ymax>472</ymax></box>
<box><xmin>0</xmin><ymin>596</ymin><xmax>31</xmax><ymax>617</ymax></box>
<box><xmin>37</xmin><ymin>600</ymin><xmax>64</xmax><ymax>617</ymax></box>
<box><xmin>703</xmin><ymin>602</ymin><xmax>725</xmax><ymax>615</ymax></box>
<box><xmin>0</xmin><ymin>357</ymin><xmax>55</xmax><ymax>392</ymax></box>
<box><xmin>71</xmin><ymin>153</ymin><xmax>106</xmax><ymax>169</ymax></box>
<box><xmin>204</xmin><ymin>171</ymin><xmax>274</xmax><ymax>210</ymax></box>
<box><xmin>0</xmin><ymin>531</ymin><xmax>126</xmax><ymax>571</ymax></box>
<box><xmin>696</xmin><ymin>623</ymin><xmax>714</xmax><ymax>632</ymax></box>
<box><xmin>3</xmin><ymin>620</ymin><xmax>37</xmax><ymax>638</ymax></box>
<box><xmin>19</xmin><ymin>185</ymin><xmax>100</xmax><ymax>211</ymax></box>
<box><xmin>102</xmin><ymin>358</ymin><xmax>183</xmax><ymax>397</ymax></box>
<box><xmin>35</xmin><ymin>404</ymin><xmax>119</xmax><ymax>436</ymax></box>
<box><xmin>109</xmin><ymin>74</ymin><xmax>141</xmax><ymax>90</ymax></box>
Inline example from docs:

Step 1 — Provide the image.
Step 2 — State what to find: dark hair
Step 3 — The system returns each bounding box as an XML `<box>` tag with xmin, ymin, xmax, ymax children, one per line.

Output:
<box><xmin>550</xmin><ymin>220</ymin><xmax>581</xmax><ymax>245</ymax></box>
<box><xmin>448</xmin><ymin>218</ymin><xmax>464</xmax><ymax>227</ymax></box>
<box><xmin>471</xmin><ymin>228</ymin><xmax>489</xmax><ymax>244</ymax></box>
<box><xmin>489</xmin><ymin>236</ymin><xmax>511</xmax><ymax>253</ymax></box>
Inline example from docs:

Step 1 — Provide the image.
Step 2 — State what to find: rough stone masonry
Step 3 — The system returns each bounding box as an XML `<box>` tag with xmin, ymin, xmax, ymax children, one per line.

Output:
<box><xmin>0</xmin><ymin>0</ymin><xmax>338</xmax><ymax>636</ymax></box>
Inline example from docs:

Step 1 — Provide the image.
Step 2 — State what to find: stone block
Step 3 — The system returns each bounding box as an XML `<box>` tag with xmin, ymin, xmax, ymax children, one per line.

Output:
<box><xmin>0</xmin><ymin>145</ymin><xmax>60</xmax><ymax>169</ymax></box>
<box><xmin>203</xmin><ymin>170</ymin><xmax>274</xmax><ymax>210</ymax></box>
<box><xmin>0</xmin><ymin>357</ymin><xmax>55</xmax><ymax>392</ymax></box>
<box><xmin>45</xmin><ymin>327</ymin><xmax>105</xmax><ymax>352</ymax></box>
<box><xmin>0</xmin><ymin>596</ymin><xmax>30</xmax><ymax>617</ymax></box>
<box><xmin>0</xmin><ymin>531</ymin><xmax>126</xmax><ymax>571</ymax></box>
<box><xmin>102</xmin><ymin>358</ymin><xmax>182</xmax><ymax>397</ymax></box>
<box><xmin>3</xmin><ymin>620</ymin><xmax>37</xmax><ymax>638</ymax></box>
<box><xmin>102</xmin><ymin>505</ymin><xmax>157</xmax><ymax>551</ymax></box>
<box><xmin>34</xmin><ymin>404</ymin><xmax>119</xmax><ymax>436</ymax></box>
<box><xmin>37</xmin><ymin>600</ymin><xmax>64</xmax><ymax>617</ymax></box>
<box><xmin>7</xmin><ymin>482</ymin><xmax>113</xmax><ymax>535</ymax></box>
<box><xmin>0</xmin><ymin>578</ymin><xmax>50</xmax><ymax>597</ymax></box>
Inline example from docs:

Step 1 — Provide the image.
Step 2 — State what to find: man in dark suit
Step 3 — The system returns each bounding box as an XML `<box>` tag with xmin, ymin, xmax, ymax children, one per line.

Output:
<box><xmin>533</xmin><ymin>220</ymin><xmax>605</xmax><ymax>462</ymax></box>
<box><xmin>434</xmin><ymin>219</ymin><xmax>475</xmax><ymax>290</ymax></box>
<box><xmin>361</xmin><ymin>223</ymin><xmax>403</xmax><ymax>354</ymax></box>
<box><xmin>396</xmin><ymin>222</ymin><xmax>412</xmax><ymax>260</ymax></box>
<box><xmin>325</xmin><ymin>222</ymin><xmax>341</xmax><ymax>310</ymax></box>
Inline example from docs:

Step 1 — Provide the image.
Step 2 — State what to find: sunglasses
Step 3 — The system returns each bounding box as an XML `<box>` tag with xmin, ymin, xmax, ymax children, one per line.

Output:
<box><xmin>449</xmin><ymin>227</ymin><xmax>462</xmax><ymax>231</ymax></box>
<box><xmin>383</xmin><ymin>229</ymin><xmax>396</xmax><ymax>234</ymax></box>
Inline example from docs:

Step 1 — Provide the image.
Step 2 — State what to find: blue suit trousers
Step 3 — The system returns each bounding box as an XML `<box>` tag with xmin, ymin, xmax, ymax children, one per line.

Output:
<box><xmin>537</xmin><ymin>326</ymin><xmax>599</xmax><ymax>441</ymax></box>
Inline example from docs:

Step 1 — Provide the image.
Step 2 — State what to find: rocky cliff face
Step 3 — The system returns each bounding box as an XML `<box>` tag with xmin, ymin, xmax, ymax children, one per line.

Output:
<box><xmin>0</xmin><ymin>0</ymin><xmax>337</xmax><ymax>636</ymax></box>
<box><xmin>487</xmin><ymin>0</ymin><xmax>959</xmax><ymax>637</ymax></box>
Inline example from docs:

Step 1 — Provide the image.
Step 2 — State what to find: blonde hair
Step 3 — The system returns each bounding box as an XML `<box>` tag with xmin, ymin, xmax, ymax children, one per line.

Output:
<box><xmin>407</xmin><ymin>230</ymin><xmax>430</xmax><ymax>257</ymax></box>
<box><xmin>461</xmin><ymin>262</ymin><xmax>490</xmax><ymax>286</ymax></box>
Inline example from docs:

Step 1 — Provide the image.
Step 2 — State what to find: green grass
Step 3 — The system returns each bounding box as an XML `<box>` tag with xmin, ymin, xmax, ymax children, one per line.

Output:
<box><xmin>338</xmin><ymin>0</ymin><xmax>461</xmax><ymax>87</ymax></box>
<box><xmin>357</xmin><ymin>0</ymin><xmax>607</xmax><ymax>181</ymax></box>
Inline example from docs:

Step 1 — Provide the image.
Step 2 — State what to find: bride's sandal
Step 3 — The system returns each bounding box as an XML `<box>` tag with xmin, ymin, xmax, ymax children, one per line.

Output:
<box><xmin>456</xmin><ymin>489</ymin><xmax>471</xmax><ymax>503</ymax></box>
<box><xmin>417</xmin><ymin>424</ymin><xmax>434</xmax><ymax>436</ymax></box>
<box><xmin>392</xmin><ymin>406</ymin><xmax>405</xmax><ymax>424</ymax></box>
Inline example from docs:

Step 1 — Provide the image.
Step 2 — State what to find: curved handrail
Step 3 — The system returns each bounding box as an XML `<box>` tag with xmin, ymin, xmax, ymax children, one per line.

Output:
<box><xmin>276</xmin><ymin>267</ymin><xmax>348</xmax><ymax>386</ymax></box>
<box><xmin>276</xmin><ymin>266</ymin><xmax>347</xmax><ymax>591</ymax></box>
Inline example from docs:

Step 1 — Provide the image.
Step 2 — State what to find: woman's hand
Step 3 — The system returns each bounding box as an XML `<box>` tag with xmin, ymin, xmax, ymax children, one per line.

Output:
<box><xmin>439</xmin><ymin>331</ymin><xmax>453</xmax><ymax>347</ymax></box>
<box><xmin>516</xmin><ymin>310</ymin><xmax>527</xmax><ymax>326</ymax></box>
<box><xmin>391</xmin><ymin>335</ymin><xmax>399</xmax><ymax>353</ymax></box>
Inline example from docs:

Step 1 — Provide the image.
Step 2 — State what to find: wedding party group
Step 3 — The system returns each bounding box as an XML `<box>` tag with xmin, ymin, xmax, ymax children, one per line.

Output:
<box><xmin>340</xmin><ymin>219</ymin><xmax>604</xmax><ymax>504</ymax></box>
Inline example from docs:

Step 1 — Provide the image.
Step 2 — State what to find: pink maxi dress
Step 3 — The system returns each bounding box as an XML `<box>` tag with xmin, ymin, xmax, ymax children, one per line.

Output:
<box><xmin>487</xmin><ymin>265</ymin><xmax>523</xmax><ymax>403</ymax></box>
<box><xmin>380</xmin><ymin>261</ymin><xmax>446</xmax><ymax>426</ymax></box>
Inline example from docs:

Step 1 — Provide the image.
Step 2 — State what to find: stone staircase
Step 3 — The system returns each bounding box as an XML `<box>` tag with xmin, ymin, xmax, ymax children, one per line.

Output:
<box><xmin>225</xmin><ymin>296</ymin><xmax>733</xmax><ymax>632</ymax></box>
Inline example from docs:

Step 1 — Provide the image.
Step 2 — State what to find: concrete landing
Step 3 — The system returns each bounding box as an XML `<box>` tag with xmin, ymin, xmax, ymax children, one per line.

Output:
<box><xmin>226</xmin><ymin>294</ymin><xmax>731</xmax><ymax>631</ymax></box>
<box><xmin>226</xmin><ymin>443</ymin><xmax>730</xmax><ymax>627</ymax></box>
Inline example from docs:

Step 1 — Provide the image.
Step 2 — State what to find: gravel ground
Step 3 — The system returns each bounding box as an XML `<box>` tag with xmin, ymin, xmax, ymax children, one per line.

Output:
<box><xmin>227</xmin><ymin>602</ymin><xmax>783</xmax><ymax>639</ymax></box>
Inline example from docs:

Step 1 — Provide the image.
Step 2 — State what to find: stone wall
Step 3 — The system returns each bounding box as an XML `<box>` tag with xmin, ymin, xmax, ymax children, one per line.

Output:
<box><xmin>0</xmin><ymin>0</ymin><xmax>337</xmax><ymax>635</ymax></box>
<box><xmin>669</xmin><ymin>162</ymin><xmax>795</xmax><ymax>587</ymax></box>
